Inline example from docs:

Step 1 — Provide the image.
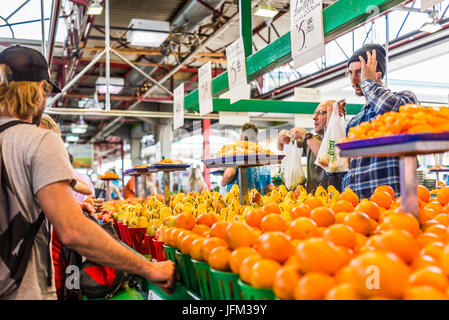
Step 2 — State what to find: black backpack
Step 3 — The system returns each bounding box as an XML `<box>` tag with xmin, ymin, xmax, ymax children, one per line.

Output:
<box><xmin>0</xmin><ymin>120</ymin><xmax>53</xmax><ymax>299</ymax></box>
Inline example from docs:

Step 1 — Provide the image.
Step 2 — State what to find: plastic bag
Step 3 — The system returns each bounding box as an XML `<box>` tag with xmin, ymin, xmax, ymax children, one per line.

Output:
<box><xmin>281</xmin><ymin>140</ymin><xmax>306</xmax><ymax>190</ymax></box>
<box><xmin>315</xmin><ymin>101</ymin><xmax>349</xmax><ymax>173</ymax></box>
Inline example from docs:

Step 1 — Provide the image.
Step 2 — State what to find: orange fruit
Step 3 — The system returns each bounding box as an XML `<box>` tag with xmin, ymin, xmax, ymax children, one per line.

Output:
<box><xmin>354</xmin><ymin>232</ymin><xmax>368</xmax><ymax>252</ymax></box>
<box><xmin>412</xmin><ymin>255</ymin><xmax>437</xmax><ymax>269</ymax></box>
<box><xmin>355</xmin><ymin>199</ymin><xmax>380</xmax><ymax>221</ymax></box>
<box><xmin>417</xmin><ymin>232</ymin><xmax>441</xmax><ymax>248</ymax></box>
<box><xmin>225</xmin><ymin>222</ymin><xmax>257</xmax><ymax>249</ymax></box>
<box><xmin>374</xmin><ymin>185</ymin><xmax>395</xmax><ymax>199</ymax></box>
<box><xmin>191</xmin><ymin>224</ymin><xmax>210</xmax><ymax>236</ymax></box>
<box><xmin>330</xmin><ymin>200</ymin><xmax>355</xmax><ymax>214</ymax></box>
<box><xmin>420</xmin><ymin>242</ymin><xmax>444</xmax><ymax>262</ymax></box>
<box><xmin>441</xmin><ymin>243</ymin><xmax>449</xmax><ymax>276</ymax></box>
<box><xmin>249</xmin><ymin>259</ymin><xmax>282</xmax><ymax>289</ymax></box>
<box><xmin>201</xmin><ymin>237</ymin><xmax>228</xmax><ymax>261</ymax></box>
<box><xmin>310</xmin><ymin>207</ymin><xmax>335</xmax><ymax>227</ymax></box>
<box><xmin>262</xmin><ymin>203</ymin><xmax>281</xmax><ymax>215</ymax></box>
<box><xmin>288</xmin><ymin>217</ymin><xmax>318</xmax><ymax>240</ymax></box>
<box><xmin>348</xmin><ymin>250</ymin><xmax>411</xmax><ymax>299</ymax></box>
<box><xmin>369</xmin><ymin>191</ymin><xmax>393</xmax><ymax>209</ymax></box>
<box><xmin>408</xmin><ymin>266</ymin><xmax>448</xmax><ymax>291</ymax></box>
<box><xmin>403</xmin><ymin>286</ymin><xmax>448</xmax><ymax>300</ymax></box>
<box><xmin>179</xmin><ymin>234</ymin><xmax>199</xmax><ymax>254</ymax></box>
<box><xmin>417</xmin><ymin>185</ymin><xmax>430</xmax><ymax>202</ymax></box>
<box><xmin>377</xmin><ymin>212</ymin><xmax>420</xmax><ymax>237</ymax></box>
<box><xmin>229</xmin><ymin>247</ymin><xmax>258</xmax><ymax>274</ymax></box>
<box><xmin>335</xmin><ymin>212</ymin><xmax>349</xmax><ymax>224</ymax></box>
<box><xmin>437</xmin><ymin>186</ymin><xmax>449</xmax><ymax>205</ymax></box>
<box><xmin>208</xmin><ymin>246</ymin><xmax>232</xmax><ymax>271</ymax></box>
<box><xmin>419</xmin><ymin>208</ymin><xmax>438</xmax><ymax>224</ymax></box>
<box><xmin>209</xmin><ymin>221</ymin><xmax>230</xmax><ymax>239</ymax></box>
<box><xmin>291</xmin><ymin>204</ymin><xmax>312</xmax><ymax>219</ymax></box>
<box><xmin>370</xmin><ymin>229</ymin><xmax>419</xmax><ymax>264</ymax></box>
<box><xmin>257</xmin><ymin>231</ymin><xmax>292</xmax><ymax>264</ymax></box>
<box><xmin>323</xmin><ymin>224</ymin><xmax>357</xmax><ymax>249</ymax></box>
<box><xmin>175</xmin><ymin>230</ymin><xmax>191</xmax><ymax>248</ymax></box>
<box><xmin>296</xmin><ymin>238</ymin><xmax>344</xmax><ymax>275</ymax></box>
<box><xmin>260</xmin><ymin>214</ymin><xmax>288</xmax><ymax>233</ymax></box>
<box><xmin>273</xmin><ymin>266</ymin><xmax>301</xmax><ymax>300</ymax></box>
<box><xmin>325</xmin><ymin>283</ymin><xmax>360</xmax><ymax>300</ymax></box>
<box><xmin>239</xmin><ymin>255</ymin><xmax>262</xmax><ymax>284</ymax></box>
<box><xmin>190</xmin><ymin>237</ymin><xmax>206</xmax><ymax>261</ymax></box>
<box><xmin>424</xmin><ymin>201</ymin><xmax>444</xmax><ymax>213</ymax></box>
<box><xmin>244</xmin><ymin>208</ymin><xmax>266</xmax><ymax>228</ymax></box>
<box><xmin>294</xmin><ymin>272</ymin><xmax>335</xmax><ymax>300</ymax></box>
<box><xmin>284</xmin><ymin>255</ymin><xmax>301</xmax><ymax>269</ymax></box>
<box><xmin>340</xmin><ymin>189</ymin><xmax>359</xmax><ymax>207</ymax></box>
<box><xmin>335</xmin><ymin>266</ymin><xmax>357</xmax><ymax>284</ymax></box>
<box><xmin>162</xmin><ymin>228</ymin><xmax>175</xmax><ymax>245</ymax></box>
<box><xmin>425</xmin><ymin>224</ymin><xmax>448</xmax><ymax>240</ymax></box>
<box><xmin>196</xmin><ymin>212</ymin><xmax>219</xmax><ymax>227</ymax></box>
<box><xmin>433</xmin><ymin>213</ymin><xmax>449</xmax><ymax>227</ymax></box>
<box><xmin>169</xmin><ymin>228</ymin><xmax>183</xmax><ymax>247</ymax></box>
<box><xmin>176</xmin><ymin>212</ymin><xmax>196</xmax><ymax>230</ymax></box>
<box><xmin>343</xmin><ymin>212</ymin><xmax>373</xmax><ymax>235</ymax></box>
<box><xmin>304</xmin><ymin>197</ymin><xmax>324</xmax><ymax>210</ymax></box>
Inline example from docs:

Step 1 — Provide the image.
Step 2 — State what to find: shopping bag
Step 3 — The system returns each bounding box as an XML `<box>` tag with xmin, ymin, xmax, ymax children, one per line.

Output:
<box><xmin>281</xmin><ymin>140</ymin><xmax>306</xmax><ymax>190</ymax></box>
<box><xmin>315</xmin><ymin>102</ymin><xmax>349</xmax><ymax>173</ymax></box>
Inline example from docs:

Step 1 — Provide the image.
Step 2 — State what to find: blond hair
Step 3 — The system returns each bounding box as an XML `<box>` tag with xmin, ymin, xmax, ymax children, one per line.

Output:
<box><xmin>0</xmin><ymin>64</ymin><xmax>51</xmax><ymax>120</ymax></box>
<box><xmin>40</xmin><ymin>113</ymin><xmax>61</xmax><ymax>136</ymax></box>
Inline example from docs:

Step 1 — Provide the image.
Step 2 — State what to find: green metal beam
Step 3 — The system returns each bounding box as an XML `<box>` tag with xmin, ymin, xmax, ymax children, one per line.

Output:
<box><xmin>186</xmin><ymin>98</ymin><xmax>363</xmax><ymax>115</ymax></box>
<box><xmin>239</xmin><ymin>0</ymin><xmax>252</xmax><ymax>57</ymax></box>
<box><xmin>184</xmin><ymin>0</ymin><xmax>403</xmax><ymax>111</ymax></box>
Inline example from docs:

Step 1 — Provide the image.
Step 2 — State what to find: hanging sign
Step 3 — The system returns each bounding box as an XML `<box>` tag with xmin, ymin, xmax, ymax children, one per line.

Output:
<box><xmin>226</xmin><ymin>37</ymin><xmax>250</xmax><ymax>104</ymax></box>
<box><xmin>173</xmin><ymin>83</ymin><xmax>184</xmax><ymax>130</ymax></box>
<box><xmin>290</xmin><ymin>0</ymin><xmax>325</xmax><ymax>69</ymax></box>
<box><xmin>421</xmin><ymin>0</ymin><xmax>443</xmax><ymax>11</ymax></box>
<box><xmin>198</xmin><ymin>62</ymin><xmax>213</xmax><ymax>115</ymax></box>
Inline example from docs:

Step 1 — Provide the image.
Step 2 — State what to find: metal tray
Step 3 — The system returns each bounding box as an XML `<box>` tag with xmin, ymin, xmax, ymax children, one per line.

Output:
<box><xmin>203</xmin><ymin>154</ymin><xmax>285</xmax><ymax>168</ymax></box>
<box><xmin>151</xmin><ymin>163</ymin><xmax>190</xmax><ymax>170</ymax></box>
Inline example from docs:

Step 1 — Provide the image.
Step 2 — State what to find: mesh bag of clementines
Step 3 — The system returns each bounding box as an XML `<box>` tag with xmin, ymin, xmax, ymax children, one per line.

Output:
<box><xmin>106</xmin><ymin>182</ymin><xmax>449</xmax><ymax>300</ymax></box>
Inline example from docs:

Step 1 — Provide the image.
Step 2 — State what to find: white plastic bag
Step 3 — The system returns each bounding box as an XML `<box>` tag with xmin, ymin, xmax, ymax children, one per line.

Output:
<box><xmin>315</xmin><ymin>102</ymin><xmax>349</xmax><ymax>173</ymax></box>
<box><xmin>281</xmin><ymin>140</ymin><xmax>306</xmax><ymax>190</ymax></box>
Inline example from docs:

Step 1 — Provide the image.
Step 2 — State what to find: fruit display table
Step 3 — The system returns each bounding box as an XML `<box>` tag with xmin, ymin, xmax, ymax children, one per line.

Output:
<box><xmin>150</xmin><ymin>164</ymin><xmax>190</xmax><ymax>205</ymax></box>
<box><xmin>338</xmin><ymin>133</ymin><xmax>449</xmax><ymax>217</ymax></box>
<box><xmin>429</xmin><ymin>168</ymin><xmax>449</xmax><ymax>184</ymax></box>
<box><xmin>124</xmin><ymin>167</ymin><xmax>157</xmax><ymax>199</ymax></box>
<box><xmin>99</xmin><ymin>177</ymin><xmax>119</xmax><ymax>201</ymax></box>
<box><xmin>203</xmin><ymin>154</ymin><xmax>284</xmax><ymax>205</ymax></box>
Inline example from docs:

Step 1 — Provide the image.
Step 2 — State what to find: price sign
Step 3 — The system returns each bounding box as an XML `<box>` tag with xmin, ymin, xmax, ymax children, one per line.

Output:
<box><xmin>198</xmin><ymin>62</ymin><xmax>213</xmax><ymax>115</ymax></box>
<box><xmin>218</xmin><ymin>111</ymin><xmax>249</xmax><ymax>126</ymax></box>
<box><xmin>148</xmin><ymin>290</ymin><xmax>163</xmax><ymax>300</ymax></box>
<box><xmin>173</xmin><ymin>83</ymin><xmax>184</xmax><ymax>130</ymax></box>
<box><xmin>421</xmin><ymin>0</ymin><xmax>443</xmax><ymax>11</ymax></box>
<box><xmin>290</xmin><ymin>0</ymin><xmax>325</xmax><ymax>69</ymax></box>
<box><xmin>226</xmin><ymin>37</ymin><xmax>250</xmax><ymax>104</ymax></box>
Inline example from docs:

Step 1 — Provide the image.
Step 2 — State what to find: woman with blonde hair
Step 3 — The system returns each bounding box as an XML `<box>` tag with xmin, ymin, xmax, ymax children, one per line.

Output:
<box><xmin>187</xmin><ymin>165</ymin><xmax>207</xmax><ymax>193</ymax></box>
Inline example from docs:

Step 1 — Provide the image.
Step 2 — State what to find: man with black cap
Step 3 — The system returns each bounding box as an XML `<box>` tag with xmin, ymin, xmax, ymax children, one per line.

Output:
<box><xmin>0</xmin><ymin>46</ymin><xmax>176</xmax><ymax>299</ymax></box>
<box><xmin>341</xmin><ymin>43</ymin><xmax>418</xmax><ymax>198</ymax></box>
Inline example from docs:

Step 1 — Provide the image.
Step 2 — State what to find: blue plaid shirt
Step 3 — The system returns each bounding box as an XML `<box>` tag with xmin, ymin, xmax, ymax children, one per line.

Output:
<box><xmin>342</xmin><ymin>80</ymin><xmax>418</xmax><ymax>199</ymax></box>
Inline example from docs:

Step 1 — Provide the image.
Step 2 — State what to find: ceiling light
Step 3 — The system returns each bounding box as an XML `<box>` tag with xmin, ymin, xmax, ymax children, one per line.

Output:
<box><xmin>254</xmin><ymin>5</ymin><xmax>279</xmax><ymax>18</ymax></box>
<box><xmin>66</xmin><ymin>135</ymin><xmax>79</xmax><ymax>143</ymax></box>
<box><xmin>419</xmin><ymin>21</ymin><xmax>442</xmax><ymax>33</ymax></box>
<box><xmin>71</xmin><ymin>124</ymin><xmax>88</xmax><ymax>134</ymax></box>
<box><xmin>126</xmin><ymin>19</ymin><xmax>170</xmax><ymax>48</ymax></box>
<box><xmin>87</xmin><ymin>1</ymin><xmax>103</xmax><ymax>15</ymax></box>
<box><xmin>95</xmin><ymin>77</ymin><xmax>124</xmax><ymax>95</ymax></box>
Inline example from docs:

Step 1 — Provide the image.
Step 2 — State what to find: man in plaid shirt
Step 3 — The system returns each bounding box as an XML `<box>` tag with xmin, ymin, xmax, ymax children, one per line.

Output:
<box><xmin>341</xmin><ymin>44</ymin><xmax>418</xmax><ymax>199</ymax></box>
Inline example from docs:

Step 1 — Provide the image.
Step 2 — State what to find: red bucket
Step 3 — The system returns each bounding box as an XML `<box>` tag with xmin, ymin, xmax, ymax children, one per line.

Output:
<box><xmin>117</xmin><ymin>221</ymin><xmax>124</xmax><ymax>241</ymax></box>
<box><xmin>144</xmin><ymin>234</ymin><xmax>156</xmax><ymax>259</ymax></box>
<box><xmin>119</xmin><ymin>223</ymin><xmax>130</xmax><ymax>245</ymax></box>
<box><xmin>113</xmin><ymin>220</ymin><xmax>120</xmax><ymax>237</ymax></box>
<box><xmin>128</xmin><ymin>227</ymin><xmax>149</xmax><ymax>254</ymax></box>
<box><xmin>152</xmin><ymin>239</ymin><xmax>167</xmax><ymax>261</ymax></box>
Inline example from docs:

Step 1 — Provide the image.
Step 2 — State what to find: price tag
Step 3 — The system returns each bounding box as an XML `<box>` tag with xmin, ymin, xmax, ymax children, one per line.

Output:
<box><xmin>198</xmin><ymin>62</ymin><xmax>213</xmax><ymax>115</ymax></box>
<box><xmin>148</xmin><ymin>290</ymin><xmax>163</xmax><ymax>300</ymax></box>
<box><xmin>421</xmin><ymin>0</ymin><xmax>443</xmax><ymax>11</ymax></box>
<box><xmin>218</xmin><ymin>111</ymin><xmax>249</xmax><ymax>126</ymax></box>
<box><xmin>290</xmin><ymin>0</ymin><xmax>325</xmax><ymax>69</ymax></box>
<box><xmin>173</xmin><ymin>83</ymin><xmax>184</xmax><ymax>130</ymax></box>
<box><xmin>226</xmin><ymin>38</ymin><xmax>250</xmax><ymax>104</ymax></box>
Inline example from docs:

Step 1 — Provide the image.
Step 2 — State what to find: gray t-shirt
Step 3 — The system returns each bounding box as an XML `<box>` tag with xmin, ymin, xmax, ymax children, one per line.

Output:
<box><xmin>0</xmin><ymin>117</ymin><xmax>76</xmax><ymax>300</ymax></box>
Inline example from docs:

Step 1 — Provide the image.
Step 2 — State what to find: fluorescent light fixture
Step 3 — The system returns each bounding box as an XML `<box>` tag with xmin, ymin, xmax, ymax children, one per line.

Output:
<box><xmin>126</xmin><ymin>19</ymin><xmax>170</xmax><ymax>47</ymax></box>
<box><xmin>95</xmin><ymin>77</ymin><xmax>124</xmax><ymax>94</ymax></box>
<box><xmin>87</xmin><ymin>1</ymin><xmax>103</xmax><ymax>15</ymax></box>
<box><xmin>66</xmin><ymin>135</ymin><xmax>79</xmax><ymax>143</ymax></box>
<box><xmin>71</xmin><ymin>124</ymin><xmax>88</xmax><ymax>134</ymax></box>
<box><xmin>254</xmin><ymin>5</ymin><xmax>279</xmax><ymax>18</ymax></box>
<box><xmin>419</xmin><ymin>22</ymin><xmax>442</xmax><ymax>33</ymax></box>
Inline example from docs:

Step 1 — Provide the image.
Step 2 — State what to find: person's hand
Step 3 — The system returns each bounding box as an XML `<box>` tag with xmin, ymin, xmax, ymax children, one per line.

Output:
<box><xmin>79</xmin><ymin>201</ymin><xmax>95</xmax><ymax>215</ymax></box>
<box><xmin>83</xmin><ymin>195</ymin><xmax>95</xmax><ymax>206</ymax></box>
<box><xmin>327</xmin><ymin>99</ymin><xmax>347</xmax><ymax>117</ymax></box>
<box><xmin>290</xmin><ymin>127</ymin><xmax>309</xmax><ymax>140</ymax></box>
<box><xmin>359</xmin><ymin>49</ymin><xmax>378</xmax><ymax>82</ymax></box>
<box><xmin>93</xmin><ymin>198</ymin><xmax>104</xmax><ymax>212</ymax></box>
<box><xmin>278</xmin><ymin>130</ymin><xmax>291</xmax><ymax>145</ymax></box>
<box><xmin>147</xmin><ymin>260</ymin><xmax>179</xmax><ymax>294</ymax></box>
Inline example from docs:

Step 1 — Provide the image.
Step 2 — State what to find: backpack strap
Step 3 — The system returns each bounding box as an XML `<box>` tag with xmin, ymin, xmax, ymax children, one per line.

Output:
<box><xmin>0</xmin><ymin>120</ymin><xmax>29</xmax><ymax>134</ymax></box>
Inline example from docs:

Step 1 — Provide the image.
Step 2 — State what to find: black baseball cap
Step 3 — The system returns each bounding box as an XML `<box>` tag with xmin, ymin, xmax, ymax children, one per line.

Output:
<box><xmin>0</xmin><ymin>45</ymin><xmax>61</xmax><ymax>93</ymax></box>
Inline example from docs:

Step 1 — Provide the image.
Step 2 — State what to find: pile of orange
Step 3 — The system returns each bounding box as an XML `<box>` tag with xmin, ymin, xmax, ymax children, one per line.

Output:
<box><xmin>343</xmin><ymin>104</ymin><xmax>449</xmax><ymax>141</ymax></box>
<box><xmin>157</xmin><ymin>184</ymin><xmax>449</xmax><ymax>300</ymax></box>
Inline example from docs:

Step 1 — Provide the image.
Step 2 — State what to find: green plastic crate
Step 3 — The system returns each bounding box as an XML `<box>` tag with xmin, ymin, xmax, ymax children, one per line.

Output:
<box><xmin>163</xmin><ymin>245</ymin><xmax>177</xmax><ymax>263</ymax></box>
<box><xmin>210</xmin><ymin>268</ymin><xmax>241</xmax><ymax>300</ymax></box>
<box><xmin>237</xmin><ymin>279</ymin><xmax>276</xmax><ymax>300</ymax></box>
<box><xmin>175</xmin><ymin>250</ymin><xmax>199</xmax><ymax>293</ymax></box>
<box><xmin>191</xmin><ymin>259</ymin><xmax>219</xmax><ymax>300</ymax></box>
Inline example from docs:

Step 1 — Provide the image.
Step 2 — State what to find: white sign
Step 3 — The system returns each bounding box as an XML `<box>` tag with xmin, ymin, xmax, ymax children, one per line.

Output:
<box><xmin>421</xmin><ymin>0</ymin><xmax>443</xmax><ymax>11</ymax></box>
<box><xmin>148</xmin><ymin>290</ymin><xmax>163</xmax><ymax>300</ymax></box>
<box><xmin>218</xmin><ymin>111</ymin><xmax>250</xmax><ymax>126</ymax></box>
<box><xmin>290</xmin><ymin>0</ymin><xmax>325</xmax><ymax>69</ymax></box>
<box><xmin>294</xmin><ymin>114</ymin><xmax>314</xmax><ymax>128</ymax></box>
<box><xmin>294</xmin><ymin>87</ymin><xmax>321</xmax><ymax>102</ymax></box>
<box><xmin>173</xmin><ymin>83</ymin><xmax>184</xmax><ymax>130</ymax></box>
<box><xmin>226</xmin><ymin>38</ymin><xmax>250</xmax><ymax>104</ymax></box>
<box><xmin>198</xmin><ymin>62</ymin><xmax>213</xmax><ymax>115</ymax></box>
